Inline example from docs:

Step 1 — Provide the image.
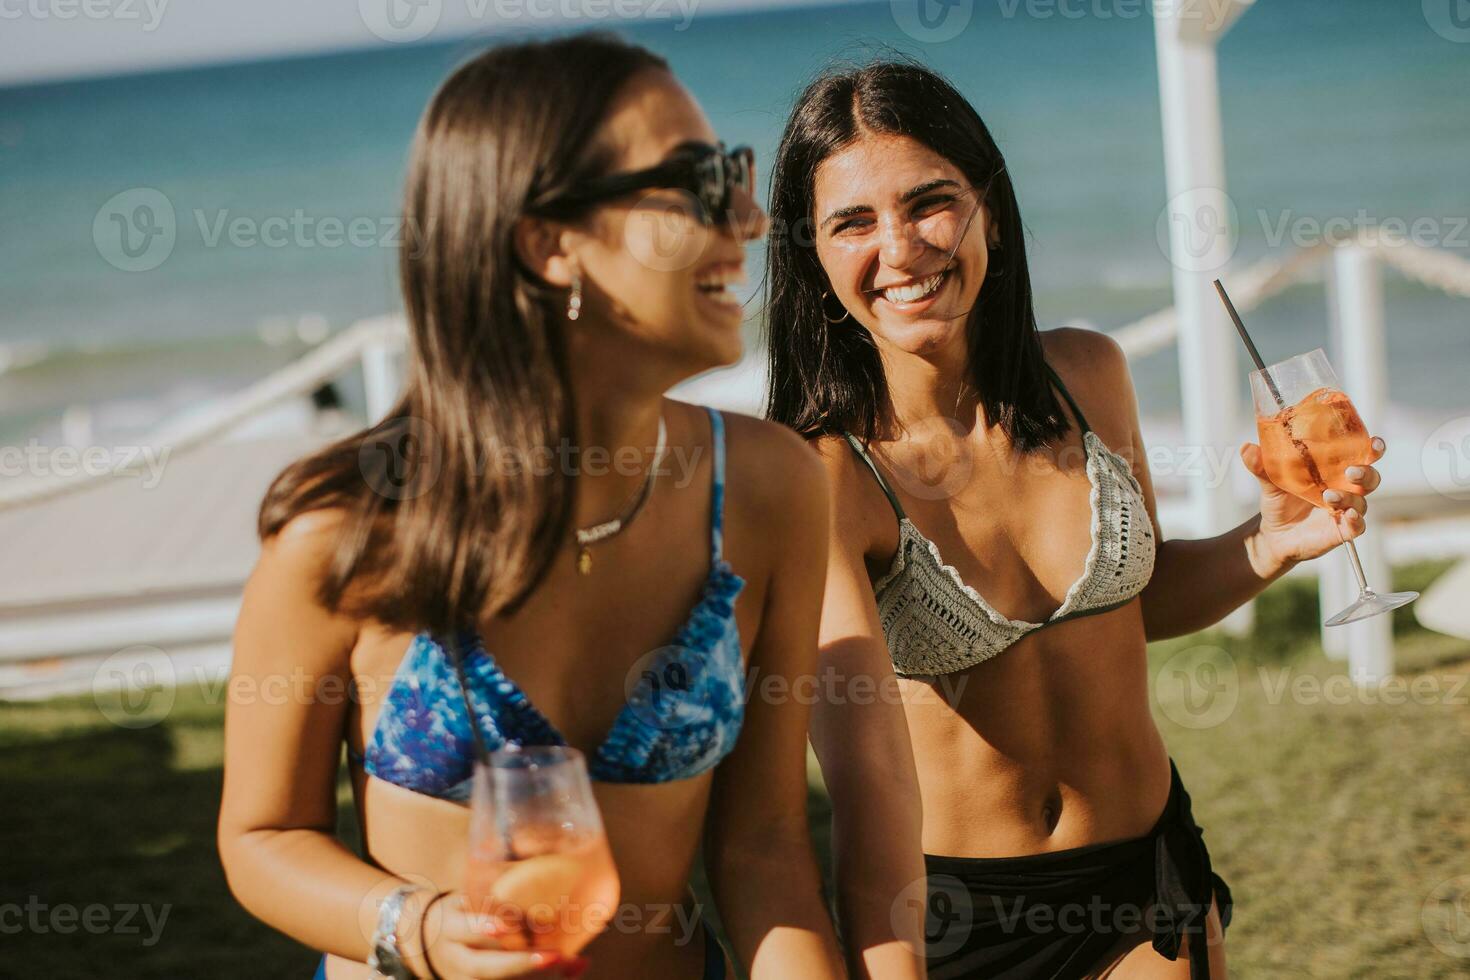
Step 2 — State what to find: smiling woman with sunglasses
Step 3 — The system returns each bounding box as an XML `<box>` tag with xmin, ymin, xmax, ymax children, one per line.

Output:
<box><xmin>218</xmin><ymin>34</ymin><xmax>846</xmax><ymax>980</ymax></box>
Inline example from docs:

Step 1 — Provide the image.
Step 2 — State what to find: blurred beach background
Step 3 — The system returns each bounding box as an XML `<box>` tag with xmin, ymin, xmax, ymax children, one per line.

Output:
<box><xmin>3</xmin><ymin>0</ymin><xmax>1469</xmax><ymax>446</ymax></box>
<box><xmin>3</xmin><ymin>0</ymin><xmax>1470</xmax><ymax>976</ymax></box>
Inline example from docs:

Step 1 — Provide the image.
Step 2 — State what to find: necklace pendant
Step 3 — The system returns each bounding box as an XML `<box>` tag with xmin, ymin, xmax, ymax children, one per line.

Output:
<box><xmin>577</xmin><ymin>547</ymin><xmax>593</xmax><ymax>576</ymax></box>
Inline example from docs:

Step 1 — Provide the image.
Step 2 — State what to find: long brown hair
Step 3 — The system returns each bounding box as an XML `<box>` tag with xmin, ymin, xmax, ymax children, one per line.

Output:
<box><xmin>258</xmin><ymin>34</ymin><xmax>669</xmax><ymax>636</ymax></box>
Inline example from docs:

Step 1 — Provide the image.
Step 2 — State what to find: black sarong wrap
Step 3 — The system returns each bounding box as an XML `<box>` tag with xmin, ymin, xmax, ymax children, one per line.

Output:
<box><xmin>923</xmin><ymin>761</ymin><xmax>1232</xmax><ymax>980</ymax></box>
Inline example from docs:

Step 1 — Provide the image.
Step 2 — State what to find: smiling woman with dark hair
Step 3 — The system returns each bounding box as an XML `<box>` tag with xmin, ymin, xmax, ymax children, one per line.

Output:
<box><xmin>767</xmin><ymin>59</ymin><xmax>1390</xmax><ymax>979</ymax></box>
<box><xmin>218</xmin><ymin>33</ymin><xmax>846</xmax><ymax>980</ymax></box>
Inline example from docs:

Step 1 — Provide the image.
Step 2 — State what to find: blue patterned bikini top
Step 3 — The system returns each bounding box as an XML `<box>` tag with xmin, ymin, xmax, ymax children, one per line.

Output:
<box><xmin>362</xmin><ymin>408</ymin><xmax>747</xmax><ymax>801</ymax></box>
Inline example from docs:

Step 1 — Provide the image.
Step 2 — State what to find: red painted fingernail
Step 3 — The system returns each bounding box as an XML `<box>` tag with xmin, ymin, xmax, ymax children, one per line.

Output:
<box><xmin>562</xmin><ymin>955</ymin><xmax>591</xmax><ymax>978</ymax></box>
<box><xmin>530</xmin><ymin>951</ymin><xmax>564</xmax><ymax>967</ymax></box>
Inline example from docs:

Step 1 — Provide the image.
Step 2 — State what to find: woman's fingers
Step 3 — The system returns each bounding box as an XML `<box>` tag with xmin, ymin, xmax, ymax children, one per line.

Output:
<box><xmin>1344</xmin><ymin>463</ymin><xmax>1382</xmax><ymax>494</ymax></box>
<box><xmin>456</xmin><ymin>947</ymin><xmax>567</xmax><ymax>978</ymax></box>
<box><xmin>1369</xmin><ymin>435</ymin><xmax>1386</xmax><ymax>463</ymax></box>
<box><xmin>1322</xmin><ymin>488</ymin><xmax>1367</xmax><ymax>516</ymax></box>
<box><xmin>1239</xmin><ymin>443</ymin><xmax>1277</xmax><ymax>491</ymax></box>
<box><xmin>1334</xmin><ymin>507</ymin><xmax>1367</xmax><ymax>540</ymax></box>
<box><xmin>435</xmin><ymin>896</ymin><xmax>521</xmax><ymax>950</ymax></box>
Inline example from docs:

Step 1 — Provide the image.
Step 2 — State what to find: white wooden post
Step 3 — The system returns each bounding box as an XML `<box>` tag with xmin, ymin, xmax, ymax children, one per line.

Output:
<box><xmin>1153</xmin><ymin>0</ymin><xmax>1256</xmax><ymax>635</ymax></box>
<box><xmin>1327</xmin><ymin>243</ymin><xmax>1394</xmax><ymax>684</ymax></box>
<box><xmin>362</xmin><ymin>332</ymin><xmax>401</xmax><ymax>424</ymax></box>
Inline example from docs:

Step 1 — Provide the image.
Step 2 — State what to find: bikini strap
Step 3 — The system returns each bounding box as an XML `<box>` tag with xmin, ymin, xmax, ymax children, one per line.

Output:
<box><xmin>705</xmin><ymin>407</ymin><xmax>727</xmax><ymax>561</ymax></box>
<box><xmin>1044</xmin><ymin>362</ymin><xmax>1092</xmax><ymax>434</ymax></box>
<box><xmin>843</xmin><ymin>432</ymin><xmax>907</xmax><ymax>521</ymax></box>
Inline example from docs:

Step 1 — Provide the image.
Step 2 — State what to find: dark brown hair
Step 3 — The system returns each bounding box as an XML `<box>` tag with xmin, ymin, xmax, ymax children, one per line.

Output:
<box><xmin>765</xmin><ymin>59</ymin><xmax>1067</xmax><ymax>451</ymax></box>
<box><xmin>258</xmin><ymin>34</ymin><xmax>669</xmax><ymax>636</ymax></box>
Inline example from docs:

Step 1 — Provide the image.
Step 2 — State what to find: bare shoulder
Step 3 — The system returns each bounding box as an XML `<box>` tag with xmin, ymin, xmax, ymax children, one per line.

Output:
<box><xmin>1039</xmin><ymin>326</ymin><xmax>1139</xmax><ymax>435</ymax></box>
<box><xmin>258</xmin><ymin>507</ymin><xmax>349</xmax><ymax>577</ymax></box>
<box><xmin>243</xmin><ymin>508</ymin><xmax>360</xmax><ymax>653</ymax></box>
<box><xmin>714</xmin><ymin>408</ymin><xmax>829</xmax><ymax>520</ymax></box>
<box><xmin>1040</xmin><ymin>325</ymin><xmax>1129</xmax><ymax>385</ymax></box>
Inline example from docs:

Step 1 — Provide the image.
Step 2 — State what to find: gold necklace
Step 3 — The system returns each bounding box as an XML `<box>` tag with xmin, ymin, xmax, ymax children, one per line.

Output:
<box><xmin>573</xmin><ymin>415</ymin><xmax>667</xmax><ymax>575</ymax></box>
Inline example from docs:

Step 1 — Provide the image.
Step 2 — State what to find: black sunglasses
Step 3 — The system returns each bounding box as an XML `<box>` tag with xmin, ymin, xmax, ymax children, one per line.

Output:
<box><xmin>537</xmin><ymin>142</ymin><xmax>755</xmax><ymax>226</ymax></box>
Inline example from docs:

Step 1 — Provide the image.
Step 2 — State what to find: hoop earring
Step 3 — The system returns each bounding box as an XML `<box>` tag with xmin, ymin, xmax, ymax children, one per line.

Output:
<box><xmin>820</xmin><ymin>289</ymin><xmax>851</xmax><ymax>324</ymax></box>
<box><xmin>567</xmin><ymin>265</ymin><xmax>583</xmax><ymax>321</ymax></box>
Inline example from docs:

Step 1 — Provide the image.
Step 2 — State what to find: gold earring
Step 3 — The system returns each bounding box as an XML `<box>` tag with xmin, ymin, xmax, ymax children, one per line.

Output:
<box><xmin>567</xmin><ymin>266</ymin><xmax>583</xmax><ymax>321</ymax></box>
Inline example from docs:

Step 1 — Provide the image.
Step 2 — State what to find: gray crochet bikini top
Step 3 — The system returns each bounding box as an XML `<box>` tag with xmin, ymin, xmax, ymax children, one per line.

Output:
<box><xmin>845</xmin><ymin>366</ymin><xmax>1156</xmax><ymax>677</ymax></box>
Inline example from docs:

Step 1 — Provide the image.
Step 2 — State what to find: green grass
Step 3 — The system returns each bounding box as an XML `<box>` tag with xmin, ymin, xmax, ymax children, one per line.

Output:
<box><xmin>3</xmin><ymin>561</ymin><xmax>1467</xmax><ymax>977</ymax></box>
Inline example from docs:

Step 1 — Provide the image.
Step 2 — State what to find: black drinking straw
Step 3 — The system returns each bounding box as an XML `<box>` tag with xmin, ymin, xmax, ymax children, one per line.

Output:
<box><xmin>1213</xmin><ymin>278</ymin><xmax>1286</xmax><ymax>409</ymax></box>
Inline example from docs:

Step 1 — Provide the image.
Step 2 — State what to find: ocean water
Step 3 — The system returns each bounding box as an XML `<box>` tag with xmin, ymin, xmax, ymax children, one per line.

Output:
<box><xmin>1</xmin><ymin>0</ymin><xmax>1467</xmax><ymax>443</ymax></box>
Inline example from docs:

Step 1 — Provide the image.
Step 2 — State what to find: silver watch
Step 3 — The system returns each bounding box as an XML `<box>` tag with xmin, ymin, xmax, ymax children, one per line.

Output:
<box><xmin>368</xmin><ymin>883</ymin><xmax>423</xmax><ymax>980</ymax></box>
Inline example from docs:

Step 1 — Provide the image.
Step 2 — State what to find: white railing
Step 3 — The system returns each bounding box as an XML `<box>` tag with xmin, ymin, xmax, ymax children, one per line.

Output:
<box><xmin>0</xmin><ymin>314</ymin><xmax>406</xmax><ymax>511</ymax></box>
<box><xmin>2</xmin><ymin>233</ymin><xmax>1468</xmax><ymax>682</ymax></box>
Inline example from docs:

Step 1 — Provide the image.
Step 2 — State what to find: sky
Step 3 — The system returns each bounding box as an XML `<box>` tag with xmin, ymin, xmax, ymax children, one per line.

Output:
<box><xmin>0</xmin><ymin>0</ymin><xmax>849</xmax><ymax>86</ymax></box>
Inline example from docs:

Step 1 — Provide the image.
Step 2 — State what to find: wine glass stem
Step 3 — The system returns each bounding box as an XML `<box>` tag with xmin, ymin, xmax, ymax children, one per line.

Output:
<box><xmin>1343</xmin><ymin>539</ymin><xmax>1372</xmax><ymax>598</ymax></box>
